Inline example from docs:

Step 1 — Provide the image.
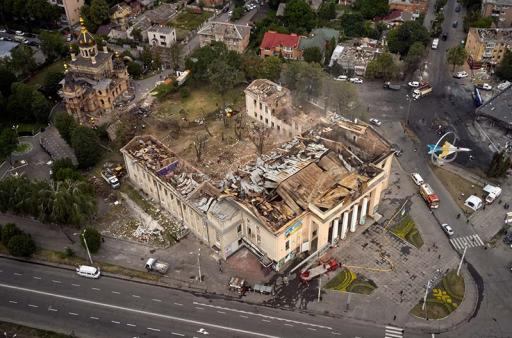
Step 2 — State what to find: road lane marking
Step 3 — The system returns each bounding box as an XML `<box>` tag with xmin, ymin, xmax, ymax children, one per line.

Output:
<box><xmin>284</xmin><ymin>324</ymin><xmax>293</xmax><ymax>327</ymax></box>
<box><xmin>69</xmin><ymin>312</ymin><xmax>78</xmax><ymax>316</ymax></box>
<box><xmin>174</xmin><ymin>302</ymin><xmax>183</xmax><ymax>306</ymax></box>
<box><xmin>307</xmin><ymin>328</ymin><xmax>317</xmax><ymax>331</ymax></box>
<box><xmin>0</xmin><ymin>283</ymin><xmax>280</xmax><ymax>338</ymax></box>
<box><xmin>126</xmin><ymin>323</ymin><xmax>136</xmax><ymax>327</ymax></box>
<box><xmin>171</xmin><ymin>333</ymin><xmax>184</xmax><ymax>336</ymax></box>
<box><xmin>33</xmin><ymin>276</ymin><xmax>42</xmax><ymax>280</ymax></box>
<box><xmin>71</xmin><ymin>284</ymin><xmax>80</xmax><ymax>287</ymax></box>
<box><xmin>217</xmin><ymin>311</ymin><xmax>226</xmax><ymax>314</ymax></box>
<box><xmin>262</xmin><ymin>319</ymin><xmax>270</xmax><ymax>322</ymax></box>
<box><xmin>52</xmin><ymin>280</ymin><xmax>62</xmax><ymax>284</ymax></box>
<box><xmin>90</xmin><ymin>316</ymin><xmax>99</xmax><ymax>320</ymax></box>
<box><xmin>132</xmin><ymin>295</ymin><xmax>140</xmax><ymax>298</ymax></box>
<box><xmin>14</xmin><ymin>273</ymin><xmax>22</xmax><ymax>276</ymax></box>
<box><xmin>48</xmin><ymin>308</ymin><xmax>58</xmax><ymax>312</ymax></box>
<box><xmin>192</xmin><ymin>302</ymin><xmax>332</xmax><ymax>330</ymax></box>
<box><xmin>112</xmin><ymin>291</ymin><xmax>120</xmax><ymax>294</ymax></box>
<box><xmin>195</xmin><ymin>307</ymin><xmax>204</xmax><ymax>310</ymax></box>
<box><xmin>240</xmin><ymin>315</ymin><xmax>248</xmax><ymax>318</ymax></box>
<box><xmin>147</xmin><ymin>328</ymin><xmax>160</xmax><ymax>332</ymax></box>
<box><xmin>8</xmin><ymin>301</ymin><xmax>17</xmax><ymax>304</ymax></box>
<box><xmin>112</xmin><ymin>320</ymin><xmax>121</xmax><ymax>324</ymax></box>
<box><xmin>152</xmin><ymin>298</ymin><xmax>162</xmax><ymax>302</ymax></box>
<box><xmin>28</xmin><ymin>304</ymin><xmax>39</xmax><ymax>308</ymax></box>
<box><xmin>331</xmin><ymin>333</ymin><xmax>341</xmax><ymax>335</ymax></box>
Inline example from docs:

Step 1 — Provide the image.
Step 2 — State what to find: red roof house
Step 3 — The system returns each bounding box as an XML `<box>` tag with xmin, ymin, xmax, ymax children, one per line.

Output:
<box><xmin>259</xmin><ymin>31</ymin><xmax>302</xmax><ymax>60</ymax></box>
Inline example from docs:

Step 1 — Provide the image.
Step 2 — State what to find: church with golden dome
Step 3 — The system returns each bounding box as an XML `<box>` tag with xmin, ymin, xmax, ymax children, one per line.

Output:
<box><xmin>60</xmin><ymin>18</ymin><xmax>131</xmax><ymax>126</ymax></box>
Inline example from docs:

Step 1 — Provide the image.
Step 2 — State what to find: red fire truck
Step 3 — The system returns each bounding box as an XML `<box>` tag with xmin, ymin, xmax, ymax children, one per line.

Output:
<box><xmin>420</xmin><ymin>183</ymin><xmax>440</xmax><ymax>209</ymax></box>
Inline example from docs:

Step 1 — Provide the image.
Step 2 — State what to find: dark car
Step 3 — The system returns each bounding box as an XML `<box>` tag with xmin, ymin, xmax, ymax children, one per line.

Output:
<box><xmin>27</xmin><ymin>41</ymin><xmax>39</xmax><ymax>47</ymax></box>
<box><xmin>452</xmin><ymin>21</ymin><xmax>458</xmax><ymax>28</ymax></box>
<box><xmin>442</xmin><ymin>32</ymin><xmax>448</xmax><ymax>41</ymax></box>
<box><xmin>455</xmin><ymin>5</ymin><xmax>461</xmax><ymax>12</ymax></box>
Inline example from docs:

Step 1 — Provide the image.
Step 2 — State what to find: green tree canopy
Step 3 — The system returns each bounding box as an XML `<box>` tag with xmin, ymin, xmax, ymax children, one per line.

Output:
<box><xmin>0</xmin><ymin>128</ymin><xmax>18</xmax><ymax>160</ymax></box>
<box><xmin>366</xmin><ymin>52</ymin><xmax>400</xmax><ymax>80</ymax></box>
<box><xmin>280</xmin><ymin>61</ymin><xmax>325</xmax><ymax>102</ymax></box>
<box><xmin>54</xmin><ymin>111</ymin><xmax>77</xmax><ymax>143</ymax></box>
<box><xmin>354</xmin><ymin>0</ymin><xmax>389</xmax><ymax>19</ymax></box>
<box><xmin>260</xmin><ymin>56</ymin><xmax>283</xmax><ymax>82</ymax></box>
<box><xmin>127</xmin><ymin>61</ymin><xmax>143</xmax><ymax>78</ymax></box>
<box><xmin>340</xmin><ymin>13</ymin><xmax>366</xmax><ymax>37</ymax></box>
<box><xmin>8</xmin><ymin>234</ymin><xmax>36</xmax><ymax>257</ymax></box>
<box><xmin>70</xmin><ymin>126</ymin><xmax>102</xmax><ymax>168</ymax></box>
<box><xmin>1</xmin><ymin>223</ymin><xmax>21</xmax><ymax>245</ymax></box>
<box><xmin>81</xmin><ymin>228</ymin><xmax>101</xmax><ymax>253</ymax></box>
<box><xmin>283</xmin><ymin>0</ymin><xmax>317</xmax><ymax>34</ymax></box>
<box><xmin>0</xmin><ymin>0</ymin><xmax>60</xmax><ymax>29</ymax></box>
<box><xmin>497</xmin><ymin>50</ymin><xmax>512</xmax><ymax>81</ymax></box>
<box><xmin>387</xmin><ymin>21</ymin><xmax>430</xmax><ymax>55</ymax></box>
<box><xmin>0</xmin><ymin>66</ymin><xmax>17</xmax><ymax>97</ymax></box>
<box><xmin>43</xmin><ymin>70</ymin><xmax>65</xmax><ymax>98</ymax></box>
<box><xmin>405</xmin><ymin>41</ymin><xmax>427</xmax><ymax>72</ymax></box>
<box><xmin>208</xmin><ymin>58</ymin><xmax>244</xmax><ymax>106</ymax></box>
<box><xmin>488</xmin><ymin>151</ymin><xmax>511</xmax><ymax>178</ymax></box>
<box><xmin>303</xmin><ymin>47</ymin><xmax>323</xmax><ymax>64</ymax></box>
<box><xmin>80</xmin><ymin>0</ymin><xmax>110</xmax><ymax>32</ymax></box>
<box><xmin>7</xmin><ymin>83</ymin><xmax>51</xmax><ymax>123</ymax></box>
<box><xmin>318</xmin><ymin>0</ymin><xmax>336</xmax><ymax>20</ymax></box>
<box><xmin>6</xmin><ymin>45</ymin><xmax>37</xmax><ymax>76</ymax></box>
<box><xmin>40</xmin><ymin>31</ymin><xmax>67</xmax><ymax>62</ymax></box>
<box><xmin>186</xmin><ymin>42</ymin><xmax>242</xmax><ymax>82</ymax></box>
<box><xmin>51</xmin><ymin>158</ymin><xmax>82</xmax><ymax>182</ymax></box>
<box><xmin>446</xmin><ymin>45</ymin><xmax>468</xmax><ymax>71</ymax></box>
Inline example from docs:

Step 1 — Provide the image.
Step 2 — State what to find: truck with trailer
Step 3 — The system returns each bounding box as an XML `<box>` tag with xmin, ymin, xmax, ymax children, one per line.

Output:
<box><xmin>412</xmin><ymin>84</ymin><xmax>432</xmax><ymax>99</ymax></box>
<box><xmin>300</xmin><ymin>258</ymin><xmax>338</xmax><ymax>283</ymax></box>
<box><xmin>145</xmin><ymin>258</ymin><xmax>169</xmax><ymax>274</ymax></box>
<box><xmin>419</xmin><ymin>183</ymin><xmax>440</xmax><ymax>209</ymax></box>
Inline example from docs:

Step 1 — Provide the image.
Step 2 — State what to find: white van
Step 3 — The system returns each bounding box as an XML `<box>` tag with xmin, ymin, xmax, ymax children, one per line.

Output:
<box><xmin>76</xmin><ymin>265</ymin><xmax>101</xmax><ymax>279</ymax></box>
<box><xmin>411</xmin><ymin>173</ymin><xmax>424</xmax><ymax>186</ymax></box>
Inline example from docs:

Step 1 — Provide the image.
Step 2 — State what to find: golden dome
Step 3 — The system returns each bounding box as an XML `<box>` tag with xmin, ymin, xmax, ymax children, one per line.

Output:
<box><xmin>77</xmin><ymin>17</ymin><xmax>96</xmax><ymax>47</ymax></box>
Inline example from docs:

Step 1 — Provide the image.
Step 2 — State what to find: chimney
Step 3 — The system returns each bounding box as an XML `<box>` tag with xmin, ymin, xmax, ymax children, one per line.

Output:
<box><xmin>103</xmin><ymin>45</ymin><xmax>108</xmax><ymax>53</ymax></box>
<box><xmin>91</xmin><ymin>55</ymin><xmax>96</xmax><ymax>64</ymax></box>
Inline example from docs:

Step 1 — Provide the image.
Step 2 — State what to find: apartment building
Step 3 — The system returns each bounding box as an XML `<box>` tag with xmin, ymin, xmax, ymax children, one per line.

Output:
<box><xmin>466</xmin><ymin>27</ymin><xmax>512</xmax><ymax>64</ymax></box>
<box><xmin>48</xmin><ymin>0</ymin><xmax>84</xmax><ymax>25</ymax></box>
<box><xmin>481</xmin><ymin>0</ymin><xmax>512</xmax><ymax>27</ymax></box>
<box><xmin>121</xmin><ymin>120</ymin><xmax>393</xmax><ymax>271</ymax></box>
<box><xmin>260</xmin><ymin>31</ymin><xmax>303</xmax><ymax>59</ymax></box>
<box><xmin>197</xmin><ymin>22</ymin><xmax>251</xmax><ymax>53</ymax></box>
<box><xmin>147</xmin><ymin>25</ymin><xmax>177</xmax><ymax>48</ymax></box>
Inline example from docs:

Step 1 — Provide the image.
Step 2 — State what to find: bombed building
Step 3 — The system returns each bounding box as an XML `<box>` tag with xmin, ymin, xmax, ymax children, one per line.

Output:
<box><xmin>121</xmin><ymin>120</ymin><xmax>394</xmax><ymax>270</ymax></box>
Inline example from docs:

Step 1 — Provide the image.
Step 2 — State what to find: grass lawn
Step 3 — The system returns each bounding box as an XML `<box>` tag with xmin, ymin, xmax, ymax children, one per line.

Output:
<box><xmin>410</xmin><ymin>269</ymin><xmax>465</xmax><ymax>319</ymax></box>
<box><xmin>27</xmin><ymin>60</ymin><xmax>65</xmax><ymax>87</ymax></box>
<box><xmin>169</xmin><ymin>10</ymin><xmax>213</xmax><ymax>31</ymax></box>
<box><xmin>388</xmin><ymin>214</ymin><xmax>424</xmax><ymax>248</ymax></box>
<box><xmin>0</xmin><ymin>320</ymin><xmax>72</xmax><ymax>338</ymax></box>
<box><xmin>325</xmin><ymin>268</ymin><xmax>377</xmax><ymax>295</ymax></box>
<box><xmin>155</xmin><ymin>85</ymin><xmax>244</xmax><ymax>121</ymax></box>
<box><xmin>433</xmin><ymin>167</ymin><xmax>483</xmax><ymax>212</ymax></box>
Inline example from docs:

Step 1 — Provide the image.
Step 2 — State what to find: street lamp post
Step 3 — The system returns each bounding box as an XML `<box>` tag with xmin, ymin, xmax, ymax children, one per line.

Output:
<box><xmin>422</xmin><ymin>279</ymin><xmax>431</xmax><ymax>312</ymax></box>
<box><xmin>457</xmin><ymin>245</ymin><xmax>468</xmax><ymax>276</ymax></box>
<box><xmin>406</xmin><ymin>95</ymin><xmax>413</xmax><ymax>125</ymax></box>
<box><xmin>82</xmin><ymin>230</ymin><xmax>93</xmax><ymax>265</ymax></box>
<box><xmin>317</xmin><ymin>275</ymin><xmax>322</xmax><ymax>302</ymax></box>
<box><xmin>197</xmin><ymin>248</ymin><xmax>202</xmax><ymax>282</ymax></box>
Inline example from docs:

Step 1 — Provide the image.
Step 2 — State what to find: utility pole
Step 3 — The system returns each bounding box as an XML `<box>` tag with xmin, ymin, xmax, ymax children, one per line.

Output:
<box><xmin>197</xmin><ymin>248</ymin><xmax>202</xmax><ymax>282</ymax></box>
<box><xmin>82</xmin><ymin>230</ymin><xmax>93</xmax><ymax>265</ymax></box>
<box><xmin>406</xmin><ymin>95</ymin><xmax>413</xmax><ymax>125</ymax></box>
<box><xmin>422</xmin><ymin>280</ymin><xmax>431</xmax><ymax>311</ymax></box>
<box><xmin>317</xmin><ymin>275</ymin><xmax>322</xmax><ymax>302</ymax></box>
<box><xmin>457</xmin><ymin>245</ymin><xmax>468</xmax><ymax>276</ymax></box>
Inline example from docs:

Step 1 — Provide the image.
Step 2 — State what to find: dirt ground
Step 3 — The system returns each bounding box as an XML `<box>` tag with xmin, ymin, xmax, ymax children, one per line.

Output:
<box><xmin>433</xmin><ymin>166</ymin><xmax>484</xmax><ymax>213</ymax></box>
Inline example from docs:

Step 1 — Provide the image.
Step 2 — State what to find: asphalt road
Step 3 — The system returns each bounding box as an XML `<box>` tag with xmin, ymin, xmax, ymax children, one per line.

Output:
<box><xmin>0</xmin><ymin>258</ymin><xmax>426</xmax><ymax>338</ymax></box>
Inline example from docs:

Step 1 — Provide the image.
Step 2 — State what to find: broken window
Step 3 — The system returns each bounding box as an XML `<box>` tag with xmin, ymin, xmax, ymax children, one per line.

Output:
<box><xmin>285</xmin><ymin>240</ymin><xmax>290</xmax><ymax>250</ymax></box>
<box><xmin>237</xmin><ymin>224</ymin><xmax>242</xmax><ymax>233</ymax></box>
<box><xmin>312</xmin><ymin>230</ymin><xmax>317</xmax><ymax>237</ymax></box>
<box><xmin>248</xmin><ymin>227</ymin><xmax>252</xmax><ymax>236</ymax></box>
<box><xmin>259</xmin><ymin>102</ymin><xmax>262</xmax><ymax>110</ymax></box>
<box><xmin>253</xmin><ymin>99</ymin><xmax>256</xmax><ymax>106</ymax></box>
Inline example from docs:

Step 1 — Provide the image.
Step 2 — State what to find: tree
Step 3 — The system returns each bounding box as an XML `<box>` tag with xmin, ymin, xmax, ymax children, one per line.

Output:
<box><xmin>70</xmin><ymin>126</ymin><xmax>102</xmax><ymax>168</ymax></box>
<box><xmin>323</xmin><ymin>79</ymin><xmax>358</xmax><ymax>116</ymax></box>
<box><xmin>54</xmin><ymin>111</ymin><xmax>77</xmax><ymax>143</ymax></box>
<box><xmin>186</xmin><ymin>42</ymin><xmax>242</xmax><ymax>82</ymax></box>
<box><xmin>496</xmin><ymin>50</ymin><xmax>512</xmax><ymax>81</ymax></box>
<box><xmin>207</xmin><ymin>59</ymin><xmax>244</xmax><ymax>107</ymax></box>
<box><xmin>1</xmin><ymin>223</ymin><xmax>21</xmax><ymax>245</ymax></box>
<box><xmin>280</xmin><ymin>61</ymin><xmax>325</xmax><ymax>102</ymax></box>
<box><xmin>0</xmin><ymin>66</ymin><xmax>17</xmax><ymax>97</ymax></box>
<box><xmin>7</xmin><ymin>234</ymin><xmax>36</xmax><ymax>257</ymax></box>
<box><xmin>0</xmin><ymin>0</ymin><xmax>60</xmax><ymax>29</ymax></box>
<box><xmin>283</xmin><ymin>0</ymin><xmax>316</xmax><ymax>34</ymax></box>
<box><xmin>260</xmin><ymin>56</ymin><xmax>283</xmax><ymax>82</ymax></box>
<box><xmin>6</xmin><ymin>45</ymin><xmax>37</xmax><ymax>76</ymax></box>
<box><xmin>0</xmin><ymin>128</ymin><xmax>18</xmax><ymax>160</ymax></box>
<box><xmin>405</xmin><ymin>41</ymin><xmax>426</xmax><ymax>72</ymax></box>
<box><xmin>193</xmin><ymin>134</ymin><xmax>209</xmax><ymax>162</ymax></box>
<box><xmin>318</xmin><ymin>0</ymin><xmax>336</xmax><ymax>20</ymax></box>
<box><xmin>51</xmin><ymin>158</ymin><xmax>82</xmax><ymax>182</ymax></box>
<box><xmin>39</xmin><ymin>31</ymin><xmax>67</xmax><ymax>62</ymax></box>
<box><xmin>43</xmin><ymin>70</ymin><xmax>64</xmax><ymax>99</ymax></box>
<box><xmin>241</xmin><ymin>54</ymin><xmax>263</xmax><ymax>81</ymax></box>
<box><xmin>169</xmin><ymin>43</ymin><xmax>183</xmax><ymax>71</ymax></box>
<box><xmin>80</xmin><ymin>0</ymin><xmax>110</xmax><ymax>32</ymax></box>
<box><xmin>340</xmin><ymin>13</ymin><xmax>366</xmax><ymax>37</ymax></box>
<box><xmin>387</xmin><ymin>21</ymin><xmax>430</xmax><ymax>56</ymax></box>
<box><xmin>446</xmin><ymin>45</ymin><xmax>468</xmax><ymax>71</ymax></box>
<box><xmin>127</xmin><ymin>61</ymin><xmax>143</xmax><ymax>78</ymax></box>
<box><xmin>366</xmin><ymin>53</ymin><xmax>400</xmax><ymax>80</ymax></box>
<box><xmin>7</xmin><ymin>83</ymin><xmax>51</xmax><ymax>123</ymax></box>
<box><xmin>81</xmin><ymin>228</ymin><xmax>101</xmax><ymax>253</ymax></box>
<box><xmin>303</xmin><ymin>47</ymin><xmax>323</xmax><ymax>64</ymax></box>
<box><xmin>131</xmin><ymin>28</ymin><xmax>143</xmax><ymax>42</ymax></box>
<box><xmin>249</xmin><ymin>123</ymin><xmax>271</xmax><ymax>155</ymax></box>
<box><xmin>230</xmin><ymin>6</ymin><xmax>244</xmax><ymax>21</ymax></box>
<box><xmin>354</xmin><ymin>0</ymin><xmax>389</xmax><ymax>19</ymax></box>
<box><xmin>487</xmin><ymin>151</ymin><xmax>511</xmax><ymax>178</ymax></box>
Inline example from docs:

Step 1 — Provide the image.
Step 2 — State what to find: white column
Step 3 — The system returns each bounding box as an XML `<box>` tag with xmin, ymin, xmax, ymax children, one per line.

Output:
<box><xmin>359</xmin><ymin>198</ymin><xmax>368</xmax><ymax>225</ymax></box>
<box><xmin>350</xmin><ymin>204</ymin><xmax>359</xmax><ymax>232</ymax></box>
<box><xmin>331</xmin><ymin>218</ymin><xmax>339</xmax><ymax>245</ymax></box>
<box><xmin>341</xmin><ymin>212</ymin><xmax>349</xmax><ymax>240</ymax></box>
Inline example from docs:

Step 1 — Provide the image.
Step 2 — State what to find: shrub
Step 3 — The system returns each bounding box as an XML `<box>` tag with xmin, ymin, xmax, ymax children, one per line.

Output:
<box><xmin>7</xmin><ymin>234</ymin><xmax>36</xmax><ymax>257</ymax></box>
<box><xmin>80</xmin><ymin>228</ymin><xmax>101</xmax><ymax>253</ymax></box>
<box><xmin>1</xmin><ymin>223</ymin><xmax>21</xmax><ymax>246</ymax></box>
<box><xmin>179</xmin><ymin>87</ymin><xmax>190</xmax><ymax>99</ymax></box>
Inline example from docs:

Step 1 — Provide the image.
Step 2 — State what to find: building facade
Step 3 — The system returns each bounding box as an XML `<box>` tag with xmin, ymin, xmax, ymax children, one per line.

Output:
<box><xmin>148</xmin><ymin>25</ymin><xmax>177</xmax><ymax>48</ymax></box>
<box><xmin>121</xmin><ymin>120</ymin><xmax>393</xmax><ymax>271</ymax></box>
<box><xmin>48</xmin><ymin>0</ymin><xmax>84</xmax><ymax>25</ymax></box>
<box><xmin>260</xmin><ymin>31</ymin><xmax>303</xmax><ymax>59</ymax></box>
<box><xmin>197</xmin><ymin>22</ymin><xmax>251</xmax><ymax>53</ymax></box>
<box><xmin>60</xmin><ymin>19</ymin><xmax>130</xmax><ymax>126</ymax></box>
<box><xmin>465</xmin><ymin>27</ymin><xmax>512</xmax><ymax>65</ymax></box>
<box><xmin>482</xmin><ymin>0</ymin><xmax>512</xmax><ymax>27</ymax></box>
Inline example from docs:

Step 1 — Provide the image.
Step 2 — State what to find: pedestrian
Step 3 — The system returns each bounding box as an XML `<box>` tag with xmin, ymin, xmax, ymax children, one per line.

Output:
<box><xmin>456</xmin><ymin>213</ymin><xmax>461</xmax><ymax>219</ymax></box>
<box><xmin>400</xmin><ymin>290</ymin><xmax>403</xmax><ymax>295</ymax></box>
<box><xmin>393</xmin><ymin>315</ymin><xmax>397</xmax><ymax>320</ymax></box>
<box><xmin>438</xmin><ymin>254</ymin><xmax>441</xmax><ymax>260</ymax></box>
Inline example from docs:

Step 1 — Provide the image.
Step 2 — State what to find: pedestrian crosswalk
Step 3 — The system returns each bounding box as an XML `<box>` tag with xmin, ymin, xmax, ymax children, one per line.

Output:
<box><xmin>384</xmin><ymin>325</ymin><xmax>404</xmax><ymax>338</ymax></box>
<box><xmin>450</xmin><ymin>234</ymin><xmax>485</xmax><ymax>250</ymax></box>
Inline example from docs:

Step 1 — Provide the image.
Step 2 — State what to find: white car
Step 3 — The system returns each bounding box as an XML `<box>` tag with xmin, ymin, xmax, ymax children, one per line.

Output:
<box><xmin>441</xmin><ymin>223</ymin><xmax>454</xmax><ymax>237</ymax></box>
<box><xmin>369</xmin><ymin>118</ymin><xmax>382</xmax><ymax>126</ymax></box>
<box><xmin>479</xmin><ymin>83</ymin><xmax>492</xmax><ymax>91</ymax></box>
<box><xmin>228</xmin><ymin>10</ymin><xmax>233</xmax><ymax>16</ymax></box>
<box><xmin>335</xmin><ymin>75</ymin><xmax>347</xmax><ymax>81</ymax></box>
<box><xmin>411</xmin><ymin>173</ymin><xmax>424</xmax><ymax>186</ymax></box>
<box><xmin>350</xmin><ymin>77</ymin><xmax>363</xmax><ymax>84</ymax></box>
<box><xmin>408</xmin><ymin>81</ymin><xmax>420</xmax><ymax>88</ymax></box>
<box><xmin>454</xmin><ymin>71</ymin><xmax>468</xmax><ymax>79</ymax></box>
<box><xmin>0</xmin><ymin>28</ymin><xmax>6</xmax><ymax>33</ymax></box>
<box><xmin>15</xmin><ymin>30</ymin><xmax>24</xmax><ymax>36</ymax></box>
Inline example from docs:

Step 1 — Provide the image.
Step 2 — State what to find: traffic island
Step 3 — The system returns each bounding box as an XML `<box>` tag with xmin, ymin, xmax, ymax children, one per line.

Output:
<box><xmin>410</xmin><ymin>269</ymin><xmax>465</xmax><ymax>320</ymax></box>
<box><xmin>325</xmin><ymin>268</ymin><xmax>377</xmax><ymax>295</ymax></box>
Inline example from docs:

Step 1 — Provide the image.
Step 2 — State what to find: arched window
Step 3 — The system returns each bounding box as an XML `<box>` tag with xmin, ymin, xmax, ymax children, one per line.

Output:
<box><xmin>100</xmin><ymin>99</ymin><xmax>105</xmax><ymax>106</ymax></box>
